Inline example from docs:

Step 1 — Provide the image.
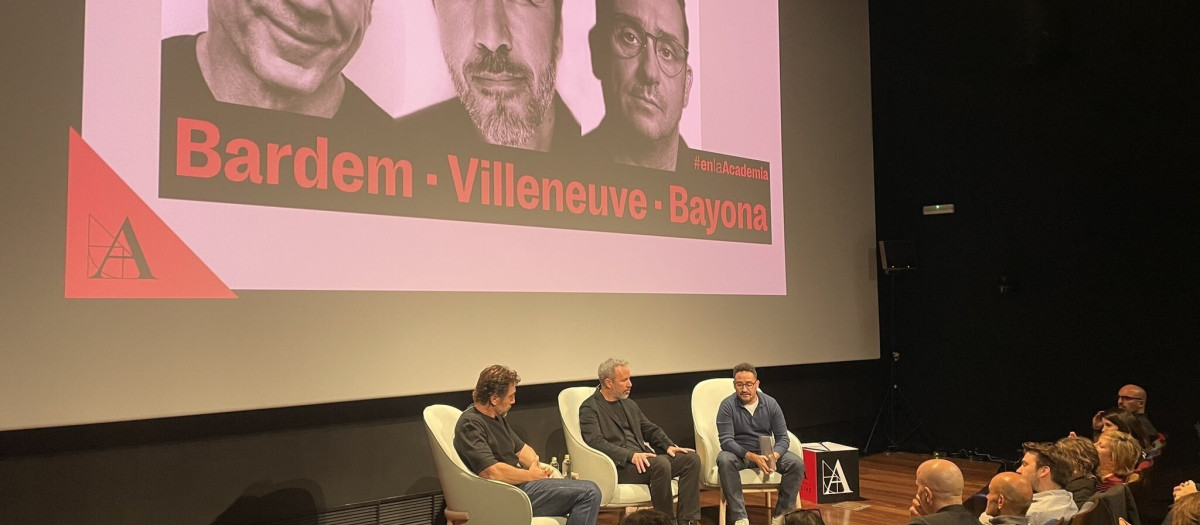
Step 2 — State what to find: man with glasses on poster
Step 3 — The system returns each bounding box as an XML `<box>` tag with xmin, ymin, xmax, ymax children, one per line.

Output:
<box><xmin>585</xmin><ymin>0</ymin><xmax>693</xmax><ymax>171</ymax></box>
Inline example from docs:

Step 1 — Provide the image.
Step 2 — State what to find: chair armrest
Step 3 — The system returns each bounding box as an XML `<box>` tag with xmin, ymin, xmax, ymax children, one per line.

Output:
<box><xmin>442</xmin><ymin>470</ymin><xmax>535</xmax><ymax>523</ymax></box>
<box><xmin>786</xmin><ymin>431</ymin><xmax>802</xmax><ymax>457</ymax></box>
<box><xmin>695</xmin><ymin>425</ymin><xmax>722</xmax><ymax>481</ymax></box>
<box><xmin>564</xmin><ymin>431</ymin><xmax>620</xmax><ymax>505</ymax></box>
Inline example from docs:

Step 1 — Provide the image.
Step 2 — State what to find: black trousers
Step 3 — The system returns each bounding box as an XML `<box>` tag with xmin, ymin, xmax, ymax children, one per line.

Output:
<box><xmin>616</xmin><ymin>452</ymin><xmax>701</xmax><ymax>522</ymax></box>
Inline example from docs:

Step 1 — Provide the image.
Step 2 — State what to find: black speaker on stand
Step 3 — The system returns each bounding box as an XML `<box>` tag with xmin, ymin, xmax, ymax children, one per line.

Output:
<box><xmin>865</xmin><ymin>241</ymin><xmax>938</xmax><ymax>454</ymax></box>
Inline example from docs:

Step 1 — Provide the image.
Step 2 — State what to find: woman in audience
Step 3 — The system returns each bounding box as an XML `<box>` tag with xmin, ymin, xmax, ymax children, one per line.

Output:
<box><xmin>621</xmin><ymin>509</ymin><xmax>672</xmax><ymax>525</ymax></box>
<box><xmin>1095</xmin><ymin>430</ymin><xmax>1143</xmax><ymax>492</ymax></box>
<box><xmin>1173</xmin><ymin>491</ymin><xmax>1200</xmax><ymax>525</ymax></box>
<box><xmin>1122</xmin><ymin>481</ymin><xmax>1197</xmax><ymax>525</ymax></box>
<box><xmin>781</xmin><ymin>509</ymin><xmax>826</xmax><ymax>525</ymax></box>
<box><xmin>1097</xmin><ymin>407</ymin><xmax>1151</xmax><ymax>449</ymax></box>
<box><xmin>1056</xmin><ymin>436</ymin><xmax>1100</xmax><ymax>507</ymax></box>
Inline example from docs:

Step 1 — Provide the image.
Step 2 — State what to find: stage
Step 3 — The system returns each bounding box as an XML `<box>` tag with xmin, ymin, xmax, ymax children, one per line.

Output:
<box><xmin>599</xmin><ymin>452</ymin><xmax>999</xmax><ymax>525</ymax></box>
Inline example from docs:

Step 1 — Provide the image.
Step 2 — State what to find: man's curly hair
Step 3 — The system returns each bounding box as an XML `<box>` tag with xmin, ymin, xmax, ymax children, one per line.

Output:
<box><xmin>473</xmin><ymin>365</ymin><xmax>521</xmax><ymax>405</ymax></box>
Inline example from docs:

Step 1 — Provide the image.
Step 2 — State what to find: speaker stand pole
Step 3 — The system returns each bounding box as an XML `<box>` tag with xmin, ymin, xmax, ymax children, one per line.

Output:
<box><xmin>864</xmin><ymin>272</ymin><xmax>937</xmax><ymax>454</ymax></box>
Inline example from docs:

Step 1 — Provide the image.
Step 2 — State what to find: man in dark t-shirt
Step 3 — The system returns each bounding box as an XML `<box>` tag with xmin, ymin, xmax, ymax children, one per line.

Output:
<box><xmin>454</xmin><ymin>365</ymin><xmax>601</xmax><ymax>525</ymax></box>
<box><xmin>162</xmin><ymin>0</ymin><xmax>389</xmax><ymax>121</ymax></box>
<box><xmin>157</xmin><ymin>1</ymin><xmax>396</xmax><ymax>209</ymax></box>
<box><xmin>161</xmin><ymin>33</ymin><xmax>389</xmax><ymax>125</ymax></box>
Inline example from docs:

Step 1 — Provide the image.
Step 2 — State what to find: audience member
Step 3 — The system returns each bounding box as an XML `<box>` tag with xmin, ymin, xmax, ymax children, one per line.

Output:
<box><xmin>1095</xmin><ymin>430</ymin><xmax>1143</xmax><ymax>492</ymax></box>
<box><xmin>1151</xmin><ymin>480</ymin><xmax>1198</xmax><ymax>525</ymax></box>
<box><xmin>986</xmin><ymin>472</ymin><xmax>1035</xmax><ymax>525</ymax></box>
<box><xmin>780</xmin><ymin>509</ymin><xmax>827</xmax><ymax>525</ymax></box>
<box><xmin>980</xmin><ymin>442</ymin><xmax>1077</xmax><ymax>525</ymax></box>
<box><xmin>1093</xmin><ymin>385</ymin><xmax>1159</xmax><ymax>441</ymax></box>
<box><xmin>909</xmin><ymin>459</ymin><xmax>978</xmax><ymax>525</ymax></box>
<box><xmin>622</xmin><ymin>508</ymin><xmax>673</xmax><ymax>525</ymax></box>
<box><xmin>1056</xmin><ymin>436</ymin><xmax>1100</xmax><ymax>507</ymax></box>
<box><xmin>1172</xmin><ymin>492</ymin><xmax>1200</xmax><ymax>525</ymax></box>
<box><xmin>1177</xmin><ymin>481</ymin><xmax>1199</xmax><ymax>501</ymax></box>
<box><xmin>1094</xmin><ymin>407</ymin><xmax>1151</xmax><ymax>449</ymax></box>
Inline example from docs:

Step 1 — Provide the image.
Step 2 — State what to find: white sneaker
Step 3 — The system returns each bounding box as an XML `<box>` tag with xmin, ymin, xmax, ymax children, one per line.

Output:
<box><xmin>733</xmin><ymin>519</ymin><xmax>750</xmax><ymax>525</ymax></box>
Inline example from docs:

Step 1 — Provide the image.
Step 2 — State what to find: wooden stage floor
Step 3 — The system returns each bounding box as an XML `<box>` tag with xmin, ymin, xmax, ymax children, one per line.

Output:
<box><xmin>599</xmin><ymin>452</ymin><xmax>1000</xmax><ymax>525</ymax></box>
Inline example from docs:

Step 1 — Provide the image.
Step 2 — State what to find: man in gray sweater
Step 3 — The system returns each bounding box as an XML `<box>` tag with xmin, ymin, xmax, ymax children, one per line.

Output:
<box><xmin>716</xmin><ymin>363</ymin><xmax>804</xmax><ymax>525</ymax></box>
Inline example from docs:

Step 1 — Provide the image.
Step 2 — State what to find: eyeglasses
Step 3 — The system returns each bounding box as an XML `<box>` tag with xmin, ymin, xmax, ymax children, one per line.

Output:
<box><xmin>1117</xmin><ymin>395</ymin><xmax>1144</xmax><ymax>402</ymax></box>
<box><xmin>610</xmin><ymin>17</ymin><xmax>689</xmax><ymax>77</ymax></box>
<box><xmin>734</xmin><ymin>382</ymin><xmax>757</xmax><ymax>390</ymax></box>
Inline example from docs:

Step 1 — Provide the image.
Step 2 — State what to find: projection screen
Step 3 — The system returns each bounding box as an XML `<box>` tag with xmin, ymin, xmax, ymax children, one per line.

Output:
<box><xmin>0</xmin><ymin>0</ymin><xmax>878</xmax><ymax>431</ymax></box>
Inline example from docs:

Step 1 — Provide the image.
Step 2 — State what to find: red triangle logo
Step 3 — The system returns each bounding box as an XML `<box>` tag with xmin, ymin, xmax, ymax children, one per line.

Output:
<box><xmin>65</xmin><ymin>128</ymin><xmax>236</xmax><ymax>298</ymax></box>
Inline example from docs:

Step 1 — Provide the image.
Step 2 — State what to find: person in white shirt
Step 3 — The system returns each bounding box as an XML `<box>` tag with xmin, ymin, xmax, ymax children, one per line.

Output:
<box><xmin>979</xmin><ymin>442</ymin><xmax>1077</xmax><ymax>525</ymax></box>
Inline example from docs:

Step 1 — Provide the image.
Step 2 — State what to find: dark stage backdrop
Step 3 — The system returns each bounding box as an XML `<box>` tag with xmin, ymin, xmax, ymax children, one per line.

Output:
<box><xmin>867</xmin><ymin>0</ymin><xmax>1200</xmax><ymax>490</ymax></box>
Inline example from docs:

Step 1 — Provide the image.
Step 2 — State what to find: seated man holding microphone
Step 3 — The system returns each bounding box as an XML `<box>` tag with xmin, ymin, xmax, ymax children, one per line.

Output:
<box><xmin>717</xmin><ymin>363</ymin><xmax>804</xmax><ymax>525</ymax></box>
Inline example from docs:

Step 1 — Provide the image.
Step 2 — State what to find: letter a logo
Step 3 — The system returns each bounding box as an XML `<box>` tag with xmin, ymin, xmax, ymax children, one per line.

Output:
<box><xmin>821</xmin><ymin>459</ymin><xmax>853</xmax><ymax>495</ymax></box>
<box><xmin>90</xmin><ymin>217</ymin><xmax>154</xmax><ymax>279</ymax></box>
<box><xmin>65</xmin><ymin>128</ymin><xmax>235</xmax><ymax>298</ymax></box>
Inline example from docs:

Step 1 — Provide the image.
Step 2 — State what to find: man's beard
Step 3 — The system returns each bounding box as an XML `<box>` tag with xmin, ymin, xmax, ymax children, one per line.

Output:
<box><xmin>451</xmin><ymin>47</ymin><xmax>557</xmax><ymax>149</ymax></box>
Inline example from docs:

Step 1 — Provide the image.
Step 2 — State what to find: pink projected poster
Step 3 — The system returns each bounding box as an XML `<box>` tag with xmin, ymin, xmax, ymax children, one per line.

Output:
<box><xmin>72</xmin><ymin>1</ymin><xmax>783</xmax><ymax>296</ymax></box>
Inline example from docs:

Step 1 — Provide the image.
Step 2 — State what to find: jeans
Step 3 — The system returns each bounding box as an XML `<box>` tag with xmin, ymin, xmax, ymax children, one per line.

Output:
<box><xmin>616</xmin><ymin>452</ymin><xmax>702</xmax><ymax>522</ymax></box>
<box><xmin>518</xmin><ymin>478</ymin><xmax>602</xmax><ymax>525</ymax></box>
<box><xmin>716</xmin><ymin>450</ymin><xmax>804</xmax><ymax>521</ymax></box>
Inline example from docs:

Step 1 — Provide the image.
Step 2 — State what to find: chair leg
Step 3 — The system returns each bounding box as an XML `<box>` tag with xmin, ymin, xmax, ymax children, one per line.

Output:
<box><xmin>767</xmin><ymin>490</ymin><xmax>775</xmax><ymax>522</ymax></box>
<box><xmin>719</xmin><ymin>494</ymin><xmax>727</xmax><ymax>525</ymax></box>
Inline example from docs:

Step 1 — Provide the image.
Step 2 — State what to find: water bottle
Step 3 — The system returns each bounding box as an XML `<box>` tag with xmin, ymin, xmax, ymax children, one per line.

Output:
<box><xmin>550</xmin><ymin>456</ymin><xmax>559</xmax><ymax>472</ymax></box>
<box><xmin>562</xmin><ymin>454</ymin><xmax>572</xmax><ymax>479</ymax></box>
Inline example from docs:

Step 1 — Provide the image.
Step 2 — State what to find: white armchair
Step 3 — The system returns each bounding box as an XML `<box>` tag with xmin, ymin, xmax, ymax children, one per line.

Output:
<box><xmin>422</xmin><ymin>405</ymin><xmax>566</xmax><ymax>525</ymax></box>
<box><xmin>692</xmin><ymin>378</ymin><xmax>803</xmax><ymax>525</ymax></box>
<box><xmin>558</xmin><ymin>386</ymin><xmax>676</xmax><ymax>512</ymax></box>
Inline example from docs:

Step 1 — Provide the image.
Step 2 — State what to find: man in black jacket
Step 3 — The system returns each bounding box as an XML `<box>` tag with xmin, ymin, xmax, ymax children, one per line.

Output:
<box><xmin>578</xmin><ymin>358</ymin><xmax>700</xmax><ymax>525</ymax></box>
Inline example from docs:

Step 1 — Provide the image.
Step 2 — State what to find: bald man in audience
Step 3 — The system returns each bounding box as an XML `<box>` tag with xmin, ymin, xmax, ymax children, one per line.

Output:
<box><xmin>909</xmin><ymin>459</ymin><xmax>979</xmax><ymax>525</ymax></box>
<box><xmin>980</xmin><ymin>442</ymin><xmax>1077</xmax><ymax>525</ymax></box>
<box><xmin>985</xmin><ymin>472</ymin><xmax>1035</xmax><ymax>525</ymax></box>
<box><xmin>1092</xmin><ymin>384</ymin><xmax>1159</xmax><ymax>439</ymax></box>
